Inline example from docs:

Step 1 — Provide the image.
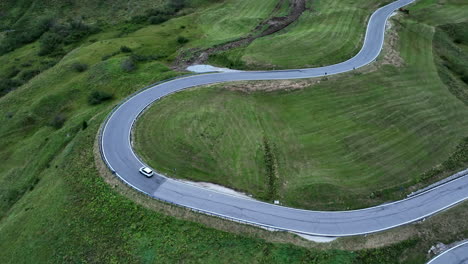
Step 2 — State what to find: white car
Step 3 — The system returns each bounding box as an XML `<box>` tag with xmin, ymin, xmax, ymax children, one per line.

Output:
<box><xmin>139</xmin><ymin>167</ymin><xmax>154</xmax><ymax>178</ymax></box>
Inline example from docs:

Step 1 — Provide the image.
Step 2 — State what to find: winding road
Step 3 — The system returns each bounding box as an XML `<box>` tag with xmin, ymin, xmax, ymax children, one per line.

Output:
<box><xmin>100</xmin><ymin>0</ymin><xmax>468</xmax><ymax>244</ymax></box>
<box><xmin>427</xmin><ymin>241</ymin><xmax>468</xmax><ymax>264</ymax></box>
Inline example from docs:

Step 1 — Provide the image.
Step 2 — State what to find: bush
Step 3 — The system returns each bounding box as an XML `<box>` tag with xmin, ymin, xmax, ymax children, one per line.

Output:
<box><xmin>38</xmin><ymin>32</ymin><xmax>63</xmax><ymax>56</ymax></box>
<box><xmin>62</xmin><ymin>19</ymin><xmax>101</xmax><ymax>44</ymax></box>
<box><xmin>148</xmin><ymin>15</ymin><xmax>168</xmax><ymax>25</ymax></box>
<box><xmin>49</xmin><ymin>114</ymin><xmax>66</xmax><ymax>129</ymax></box>
<box><xmin>6</xmin><ymin>67</ymin><xmax>20</xmax><ymax>78</ymax></box>
<box><xmin>168</xmin><ymin>0</ymin><xmax>186</xmax><ymax>12</ymax></box>
<box><xmin>121</xmin><ymin>58</ymin><xmax>136</xmax><ymax>72</ymax></box>
<box><xmin>71</xmin><ymin>63</ymin><xmax>88</xmax><ymax>72</ymax></box>
<box><xmin>88</xmin><ymin>90</ymin><xmax>113</xmax><ymax>105</ymax></box>
<box><xmin>0</xmin><ymin>79</ymin><xmax>22</xmax><ymax>97</ymax></box>
<box><xmin>0</xmin><ymin>16</ymin><xmax>55</xmax><ymax>55</ymax></box>
<box><xmin>130</xmin><ymin>53</ymin><xmax>162</xmax><ymax>62</ymax></box>
<box><xmin>177</xmin><ymin>36</ymin><xmax>189</xmax><ymax>44</ymax></box>
<box><xmin>120</xmin><ymin>46</ymin><xmax>132</xmax><ymax>53</ymax></box>
<box><xmin>20</xmin><ymin>69</ymin><xmax>41</xmax><ymax>81</ymax></box>
<box><xmin>101</xmin><ymin>54</ymin><xmax>112</xmax><ymax>61</ymax></box>
<box><xmin>461</xmin><ymin>74</ymin><xmax>468</xmax><ymax>85</ymax></box>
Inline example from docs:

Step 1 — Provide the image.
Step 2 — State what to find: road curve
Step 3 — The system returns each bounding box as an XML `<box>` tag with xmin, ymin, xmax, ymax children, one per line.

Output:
<box><xmin>427</xmin><ymin>241</ymin><xmax>468</xmax><ymax>264</ymax></box>
<box><xmin>100</xmin><ymin>0</ymin><xmax>468</xmax><ymax>237</ymax></box>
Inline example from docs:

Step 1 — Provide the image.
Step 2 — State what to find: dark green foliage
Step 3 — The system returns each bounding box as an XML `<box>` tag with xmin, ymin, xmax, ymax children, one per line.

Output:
<box><xmin>49</xmin><ymin>113</ymin><xmax>66</xmax><ymax>129</ymax></box>
<box><xmin>0</xmin><ymin>16</ymin><xmax>55</xmax><ymax>55</ymax></box>
<box><xmin>208</xmin><ymin>51</ymin><xmax>246</xmax><ymax>68</ymax></box>
<box><xmin>101</xmin><ymin>54</ymin><xmax>112</xmax><ymax>61</ymax></box>
<box><xmin>0</xmin><ymin>79</ymin><xmax>22</xmax><ymax>96</ymax></box>
<box><xmin>433</xmin><ymin>22</ymin><xmax>468</xmax><ymax>104</ymax></box>
<box><xmin>101</xmin><ymin>51</ymin><xmax>121</xmax><ymax>61</ymax></box>
<box><xmin>439</xmin><ymin>22</ymin><xmax>468</xmax><ymax>45</ymax></box>
<box><xmin>148</xmin><ymin>15</ymin><xmax>168</xmax><ymax>25</ymax></box>
<box><xmin>38</xmin><ymin>32</ymin><xmax>64</xmax><ymax>56</ymax></box>
<box><xmin>168</xmin><ymin>0</ymin><xmax>186</xmax><ymax>12</ymax></box>
<box><xmin>6</xmin><ymin>67</ymin><xmax>20</xmax><ymax>78</ymax></box>
<box><xmin>71</xmin><ymin>62</ymin><xmax>88</xmax><ymax>72</ymax></box>
<box><xmin>120</xmin><ymin>45</ymin><xmax>132</xmax><ymax>53</ymax></box>
<box><xmin>9</xmin><ymin>18</ymin><xmax>98</xmax><ymax>56</ymax></box>
<box><xmin>62</xmin><ymin>19</ymin><xmax>100</xmax><ymax>44</ymax></box>
<box><xmin>82</xmin><ymin>121</ymin><xmax>88</xmax><ymax>130</ymax></box>
<box><xmin>263</xmin><ymin>137</ymin><xmax>278</xmax><ymax>200</ymax></box>
<box><xmin>88</xmin><ymin>90</ymin><xmax>113</xmax><ymax>105</ymax></box>
<box><xmin>130</xmin><ymin>53</ymin><xmax>163</xmax><ymax>62</ymax></box>
<box><xmin>121</xmin><ymin>58</ymin><xmax>136</xmax><ymax>72</ymax></box>
<box><xmin>462</xmin><ymin>75</ymin><xmax>468</xmax><ymax>85</ymax></box>
<box><xmin>41</xmin><ymin>59</ymin><xmax>59</xmax><ymax>69</ymax></box>
<box><xmin>20</xmin><ymin>69</ymin><xmax>41</xmax><ymax>81</ymax></box>
<box><xmin>131</xmin><ymin>0</ymin><xmax>186</xmax><ymax>25</ymax></box>
<box><xmin>177</xmin><ymin>36</ymin><xmax>189</xmax><ymax>44</ymax></box>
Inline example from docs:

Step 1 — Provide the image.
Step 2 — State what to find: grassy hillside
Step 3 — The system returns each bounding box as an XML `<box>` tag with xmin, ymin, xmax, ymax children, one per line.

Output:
<box><xmin>0</xmin><ymin>0</ymin><xmax>165</xmax><ymax>27</ymax></box>
<box><xmin>135</xmin><ymin>5</ymin><xmax>468</xmax><ymax>209</ymax></box>
<box><xmin>0</xmin><ymin>0</ymin><xmax>467</xmax><ymax>262</ymax></box>
<box><xmin>206</xmin><ymin>0</ymin><xmax>393</xmax><ymax>69</ymax></box>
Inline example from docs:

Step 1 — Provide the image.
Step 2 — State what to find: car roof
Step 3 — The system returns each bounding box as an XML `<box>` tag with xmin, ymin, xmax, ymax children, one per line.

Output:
<box><xmin>142</xmin><ymin>167</ymin><xmax>152</xmax><ymax>173</ymax></box>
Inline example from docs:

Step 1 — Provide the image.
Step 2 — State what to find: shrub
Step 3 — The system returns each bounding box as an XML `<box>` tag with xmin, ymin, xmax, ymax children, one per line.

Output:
<box><xmin>62</xmin><ymin>19</ymin><xmax>101</xmax><ymax>44</ymax></box>
<box><xmin>49</xmin><ymin>114</ymin><xmax>66</xmax><ymax>129</ymax></box>
<box><xmin>177</xmin><ymin>36</ymin><xmax>189</xmax><ymax>44</ymax></box>
<box><xmin>71</xmin><ymin>62</ymin><xmax>88</xmax><ymax>72</ymax></box>
<box><xmin>101</xmin><ymin>54</ymin><xmax>112</xmax><ymax>61</ymax></box>
<box><xmin>20</xmin><ymin>69</ymin><xmax>41</xmax><ymax>81</ymax></box>
<box><xmin>41</xmin><ymin>59</ymin><xmax>59</xmax><ymax>69</ymax></box>
<box><xmin>88</xmin><ymin>90</ymin><xmax>113</xmax><ymax>105</ymax></box>
<box><xmin>38</xmin><ymin>32</ymin><xmax>63</xmax><ymax>56</ymax></box>
<box><xmin>131</xmin><ymin>15</ymin><xmax>148</xmax><ymax>24</ymax></box>
<box><xmin>120</xmin><ymin>45</ymin><xmax>132</xmax><ymax>53</ymax></box>
<box><xmin>121</xmin><ymin>58</ymin><xmax>136</xmax><ymax>72</ymax></box>
<box><xmin>148</xmin><ymin>15</ymin><xmax>168</xmax><ymax>25</ymax></box>
<box><xmin>461</xmin><ymin>74</ymin><xmax>468</xmax><ymax>85</ymax></box>
<box><xmin>130</xmin><ymin>53</ymin><xmax>162</xmax><ymax>62</ymax></box>
<box><xmin>0</xmin><ymin>16</ymin><xmax>55</xmax><ymax>55</ymax></box>
<box><xmin>168</xmin><ymin>0</ymin><xmax>186</xmax><ymax>12</ymax></box>
<box><xmin>0</xmin><ymin>79</ymin><xmax>22</xmax><ymax>97</ymax></box>
<box><xmin>6</xmin><ymin>67</ymin><xmax>20</xmax><ymax>78</ymax></box>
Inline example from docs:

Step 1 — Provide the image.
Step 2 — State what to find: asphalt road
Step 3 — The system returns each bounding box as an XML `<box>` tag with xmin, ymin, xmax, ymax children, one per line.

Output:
<box><xmin>101</xmin><ymin>0</ymin><xmax>468</xmax><ymax>238</ymax></box>
<box><xmin>427</xmin><ymin>241</ymin><xmax>468</xmax><ymax>264</ymax></box>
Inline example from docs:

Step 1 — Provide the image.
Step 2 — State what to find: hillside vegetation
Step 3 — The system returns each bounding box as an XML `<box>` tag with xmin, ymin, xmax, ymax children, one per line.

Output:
<box><xmin>207</xmin><ymin>0</ymin><xmax>395</xmax><ymax>69</ymax></box>
<box><xmin>135</xmin><ymin>2</ymin><xmax>468</xmax><ymax>210</ymax></box>
<box><xmin>0</xmin><ymin>0</ymin><xmax>467</xmax><ymax>263</ymax></box>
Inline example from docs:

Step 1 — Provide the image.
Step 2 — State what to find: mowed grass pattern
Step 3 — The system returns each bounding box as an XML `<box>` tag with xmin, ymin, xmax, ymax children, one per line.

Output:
<box><xmin>208</xmin><ymin>0</ymin><xmax>392</xmax><ymax>69</ymax></box>
<box><xmin>135</xmin><ymin>19</ymin><xmax>468</xmax><ymax>210</ymax></box>
<box><xmin>191</xmin><ymin>0</ymin><xmax>280</xmax><ymax>47</ymax></box>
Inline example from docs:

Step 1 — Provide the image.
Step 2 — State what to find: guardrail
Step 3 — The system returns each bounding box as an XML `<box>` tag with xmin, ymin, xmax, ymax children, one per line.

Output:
<box><xmin>407</xmin><ymin>169</ymin><xmax>468</xmax><ymax>198</ymax></box>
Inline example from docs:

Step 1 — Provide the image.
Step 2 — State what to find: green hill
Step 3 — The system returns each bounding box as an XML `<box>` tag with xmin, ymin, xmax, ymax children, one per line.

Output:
<box><xmin>0</xmin><ymin>0</ymin><xmax>467</xmax><ymax>263</ymax></box>
<box><xmin>135</xmin><ymin>17</ymin><xmax>468</xmax><ymax>210</ymax></box>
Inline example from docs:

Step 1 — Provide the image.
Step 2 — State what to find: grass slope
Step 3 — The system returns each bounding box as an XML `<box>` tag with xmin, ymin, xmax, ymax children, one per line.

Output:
<box><xmin>0</xmin><ymin>0</ymin><xmax>467</xmax><ymax>262</ymax></box>
<box><xmin>206</xmin><ymin>0</ymin><xmax>393</xmax><ymax>69</ymax></box>
<box><xmin>0</xmin><ymin>19</ymin><xmax>417</xmax><ymax>263</ymax></box>
<box><xmin>135</xmin><ymin>7</ymin><xmax>468</xmax><ymax>209</ymax></box>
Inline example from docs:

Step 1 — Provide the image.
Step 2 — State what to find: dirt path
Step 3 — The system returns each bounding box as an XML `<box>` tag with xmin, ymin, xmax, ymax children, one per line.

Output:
<box><xmin>174</xmin><ymin>0</ymin><xmax>309</xmax><ymax>70</ymax></box>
